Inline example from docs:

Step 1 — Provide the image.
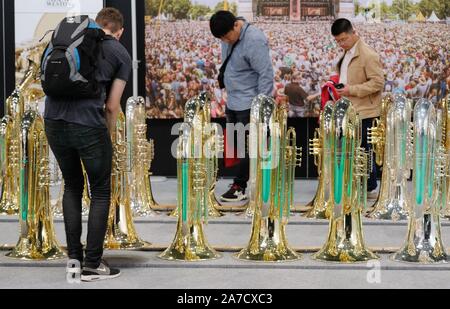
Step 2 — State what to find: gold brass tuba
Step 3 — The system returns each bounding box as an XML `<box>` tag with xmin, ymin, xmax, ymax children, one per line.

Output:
<box><xmin>0</xmin><ymin>60</ymin><xmax>40</xmax><ymax>215</ymax></box>
<box><xmin>304</xmin><ymin>102</ymin><xmax>334</xmax><ymax>219</ymax></box>
<box><xmin>312</xmin><ymin>98</ymin><xmax>378</xmax><ymax>263</ymax></box>
<box><xmin>159</xmin><ymin>92</ymin><xmax>222</xmax><ymax>261</ymax></box>
<box><xmin>104</xmin><ymin>111</ymin><xmax>151</xmax><ymax>249</ymax></box>
<box><xmin>439</xmin><ymin>95</ymin><xmax>450</xmax><ymax>218</ymax></box>
<box><xmin>365</xmin><ymin>95</ymin><xmax>389</xmax><ymax>214</ymax></box>
<box><xmin>366</xmin><ymin>94</ymin><xmax>413</xmax><ymax>220</ymax></box>
<box><xmin>7</xmin><ymin>110</ymin><xmax>65</xmax><ymax>259</ymax></box>
<box><xmin>393</xmin><ymin>99</ymin><xmax>447</xmax><ymax>263</ymax></box>
<box><xmin>169</xmin><ymin>93</ymin><xmax>223</xmax><ymax>218</ymax></box>
<box><xmin>126</xmin><ymin>96</ymin><xmax>158</xmax><ymax>217</ymax></box>
<box><xmin>236</xmin><ymin>94</ymin><xmax>302</xmax><ymax>262</ymax></box>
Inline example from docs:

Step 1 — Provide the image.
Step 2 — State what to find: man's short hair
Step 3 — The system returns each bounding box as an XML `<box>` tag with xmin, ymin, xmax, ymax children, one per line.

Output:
<box><xmin>96</xmin><ymin>7</ymin><xmax>124</xmax><ymax>33</ymax></box>
<box><xmin>209</xmin><ymin>10</ymin><xmax>237</xmax><ymax>38</ymax></box>
<box><xmin>331</xmin><ymin>18</ymin><xmax>353</xmax><ymax>36</ymax></box>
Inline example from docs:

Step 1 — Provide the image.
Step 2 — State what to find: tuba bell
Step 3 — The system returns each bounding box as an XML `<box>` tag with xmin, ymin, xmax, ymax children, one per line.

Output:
<box><xmin>312</xmin><ymin>98</ymin><xmax>378</xmax><ymax>263</ymax></box>
<box><xmin>393</xmin><ymin>99</ymin><xmax>447</xmax><ymax>263</ymax></box>
<box><xmin>126</xmin><ymin>96</ymin><xmax>158</xmax><ymax>217</ymax></box>
<box><xmin>7</xmin><ymin>110</ymin><xmax>65</xmax><ymax>260</ymax></box>
<box><xmin>304</xmin><ymin>102</ymin><xmax>334</xmax><ymax>219</ymax></box>
<box><xmin>367</xmin><ymin>94</ymin><xmax>413</xmax><ymax>220</ymax></box>
<box><xmin>104</xmin><ymin>111</ymin><xmax>151</xmax><ymax>249</ymax></box>
<box><xmin>159</xmin><ymin>92</ymin><xmax>222</xmax><ymax>261</ymax></box>
<box><xmin>236</xmin><ymin>94</ymin><xmax>302</xmax><ymax>262</ymax></box>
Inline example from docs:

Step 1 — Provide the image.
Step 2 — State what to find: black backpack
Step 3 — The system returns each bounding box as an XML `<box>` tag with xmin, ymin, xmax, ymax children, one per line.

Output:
<box><xmin>41</xmin><ymin>15</ymin><xmax>106</xmax><ymax>99</ymax></box>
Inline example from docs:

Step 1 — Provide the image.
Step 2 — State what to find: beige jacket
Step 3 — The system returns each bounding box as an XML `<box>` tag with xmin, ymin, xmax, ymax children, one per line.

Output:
<box><xmin>336</xmin><ymin>39</ymin><xmax>385</xmax><ymax>119</ymax></box>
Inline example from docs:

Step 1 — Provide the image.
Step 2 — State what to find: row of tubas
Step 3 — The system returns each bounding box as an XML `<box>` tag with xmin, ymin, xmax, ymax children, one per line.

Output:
<box><xmin>308</xmin><ymin>93</ymin><xmax>450</xmax><ymax>263</ymax></box>
<box><xmin>1</xmin><ymin>52</ymin><xmax>450</xmax><ymax>264</ymax></box>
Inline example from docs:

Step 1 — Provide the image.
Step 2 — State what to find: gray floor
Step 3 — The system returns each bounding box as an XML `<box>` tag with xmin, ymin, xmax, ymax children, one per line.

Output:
<box><xmin>1</xmin><ymin>178</ymin><xmax>450</xmax><ymax>289</ymax></box>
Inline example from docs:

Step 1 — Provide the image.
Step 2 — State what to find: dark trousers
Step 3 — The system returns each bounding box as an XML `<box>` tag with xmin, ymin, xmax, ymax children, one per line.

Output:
<box><xmin>361</xmin><ymin>117</ymin><xmax>378</xmax><ymax>192</ymax></box>
<box><xmin>225</xmin><ymin>108</ymin><xmax>250</xmax><ymax>190</ymax></box>
<box><xmin>45</xmin><ymin>119</ymin><xmax>112</xmax><ymax>268</ymax></box>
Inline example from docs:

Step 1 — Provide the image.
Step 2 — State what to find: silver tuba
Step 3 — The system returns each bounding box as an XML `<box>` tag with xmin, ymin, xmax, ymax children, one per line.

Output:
<box><xmin>367</xmin><ymin>94</ymin><xmax>413</xmax><ymax>220</ymax></box>
<box><xmin>126</xmin><ymin>96</ymin><xmax>158</xmax><ymax>217</ymax></box>
<box><xmin>159</xmin><ymin>92</ymin><xmax>222</xmax><ymax>261</ymax></box>
<box><xmin>236</xmin><ymin>94</ymin><xmax>302</xmax><ymax>262</ymax></box>
<box><xmin>312</xmin><ymin>98</ymin><xmax>378</xmax><ymax>263</ymax></box>
<box><xmin>393</xmin><ymin>99</ymin><xmax>447</xmax><ymax>263</ymax></box>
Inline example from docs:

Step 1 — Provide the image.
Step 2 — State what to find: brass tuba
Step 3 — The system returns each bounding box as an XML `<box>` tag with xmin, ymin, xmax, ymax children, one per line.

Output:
<box><xmin>125</xmin><ymin>96</ymin><xmax>158</xmax><ymax>217</ymax></box>
<box><xmin>0</xmin><ymin>60</ymin><xmax>40</xmax><ymax>215</ymax></box>
<box><xmin>236</xmin><ymin>94</ymin><xmax>302</xmax><ymax>262</ymax></box>
<box><xmin>312</xmin><ymin>98</ymin><xmax>378</xmax><ymax>263</ymax></box>
<box><xmin>366</xmin><ymin>94</ymin><xmax>413</xmax><ymax>220</ymax></box>
<box><xmin>169</xmin><ymin>93</ymin><xmax>222</xmax><ymax>218</ymax></box>
<box><xmin>439</xmin><ymin>95</ymin><xmax>450</xmax><ymax>218</ymax></box>
<box><xmin>104</xmin><ymin>111</ymin><xmax>151</xmax><ymax>249</ymax></box>
<box><xmin>393</xmin><ymin>99</ymin><xmax>447</xmax><ymax>263</ymax></box>
<box><xmin>365</xmin><ymin>95</ymin><xmax>389</xmax><ymax>213</ymax></box>
<box><xmin>159</xmin><ymin>92</ymin><xmax>222</xmax><ymax>261</ymax></box>
<box><xmin>304</xmin><ymin>102</ymin><xmax>334</xmax><ymax>219</ymax></box>
<box><xmin>7</xmin><ymin>110</ymin><xmax>65</xmax><ymax>259</ymax></box>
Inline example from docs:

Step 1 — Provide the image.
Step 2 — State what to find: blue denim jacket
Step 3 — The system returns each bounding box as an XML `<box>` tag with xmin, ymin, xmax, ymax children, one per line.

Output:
<box><xmin>222</xmin><ymin>21</ymin><xmax>274</xmax><ymax>111</ymax></box>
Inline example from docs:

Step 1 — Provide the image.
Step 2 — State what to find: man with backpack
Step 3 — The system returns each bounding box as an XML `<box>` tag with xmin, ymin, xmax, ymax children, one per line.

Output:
<box><xmin>42</xmin><ymin>7</ymin><xmax>131</xmax><ymax>282</ymax></box>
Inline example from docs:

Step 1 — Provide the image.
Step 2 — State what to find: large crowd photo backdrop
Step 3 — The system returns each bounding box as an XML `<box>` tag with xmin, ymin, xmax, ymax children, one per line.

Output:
<box><xmin>143</xmin><ymin>0</ymin><xmax>450</xmax><ymax>120</ymax></box>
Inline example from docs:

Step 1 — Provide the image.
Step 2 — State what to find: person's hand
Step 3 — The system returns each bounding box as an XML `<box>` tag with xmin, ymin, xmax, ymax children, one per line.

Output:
<box><xmin>336</xmin><ymin>84</ymin><xmax>350</xmax><ymax>97</ymax></box>
<box><xmin>307</xmin><ymin>95</ymin><xmax>316</xmax><ymax>101</ymax></box>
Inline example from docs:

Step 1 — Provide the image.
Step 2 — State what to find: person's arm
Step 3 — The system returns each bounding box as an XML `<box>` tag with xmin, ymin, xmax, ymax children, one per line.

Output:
<box><xmin>105</xmin><ymin>78</ymin><xmax>127</xmax><ymax>134</ymax></box>
<box><xmin>348</xmin><ymin>53</ymin><xmax>385</xmax><ymax>98</ymax></box>
<box><xmin>247</xmin><ymin>36</ymin><xmax>274</xmax><ymax>96</ymax></box>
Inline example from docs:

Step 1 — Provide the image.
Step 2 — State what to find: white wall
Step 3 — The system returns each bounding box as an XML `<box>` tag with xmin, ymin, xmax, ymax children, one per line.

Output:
<box><xmin>15</xmin><ymin>0</ymin><xmax>103</xmax><ymax>45</ymax></box>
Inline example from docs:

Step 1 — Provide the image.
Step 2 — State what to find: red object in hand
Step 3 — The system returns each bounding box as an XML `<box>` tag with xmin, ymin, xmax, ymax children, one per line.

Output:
<box><xmin>320</xmin><ymin>74</ymin><xmax>341</xmax><ymax>109</ymax></box>
<box><xmin>223</xmin><ymin>128</ymin><xmax>240</xmax><ymax>168</ymax></box>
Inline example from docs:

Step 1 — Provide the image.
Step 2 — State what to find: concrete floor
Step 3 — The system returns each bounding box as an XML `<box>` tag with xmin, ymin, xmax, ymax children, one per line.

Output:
<box><xmin>1</xmin><ymin>178</ymin><xmax>450</xmax><ymax>289</ymax></box>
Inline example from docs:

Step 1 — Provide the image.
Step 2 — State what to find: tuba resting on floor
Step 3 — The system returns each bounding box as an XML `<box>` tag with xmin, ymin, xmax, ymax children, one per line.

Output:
<box><xmin>312</xmin><ymin>98</ymin><xmax>378</xmax><ymax>263</ymax></box>
<box><xmin>367</xmin><ymin>94</ymin><xmax>413</xmax><ymax>220</ymax></box>
<box><xmin>169</xmin><ymin>93</ymin><xmax>222</xmax><ymax>218</ymax></box>
<box><xmin>393</xmin><ymin>99</ymin><xmax>447</xmax><ymax>263</ymax></box>
<box><xmin>236</xmin><ymin>94</ymin><xmax>302</xmax><ymax>262</ymax></box>
<box><xmin>104</xmin><ymin>111</ymin><xmax>151</xmax><ymax>249</ymax></box>
<box><xmin>365</xmin><ymin>95</ymin><xmax>389</xmax><ymax>214</ymax></box>
<box><xmin>439</xmin><ymin>95</ymin><xmax>450</xmax><ymax>218</ymax></box>
<box><xmin>304</xmin><ymin>102</ymin><xmax>334</xmax><ymax>219</ymax></box>
<box><xmin>160</xmin><ymin>92</ymin><xmax>222</xmax><ymax>261</ymax></box>
<box><xmin>7</xmin><ymin>110</ymin><xmax>65</xmax><ymax>260</ymax></box>
<box><xmin>126</xmin><ymin>96</ymin><xmax>158</xmax><ymax>217</ymax></box>
<box><xmin>0</xmin><ymin>60</ymin><xmax>40</xmax><ymax>215</ymax></box>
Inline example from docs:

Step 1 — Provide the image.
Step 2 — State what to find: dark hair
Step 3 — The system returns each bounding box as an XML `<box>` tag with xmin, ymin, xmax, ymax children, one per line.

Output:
<box><xmin>331</xmin><ymin>18</ymin><xmax>353</xmax><ymax>36</ymax></box>
<box><xmin>209</xmin><ymin>10</ymin><xmax>237</xmax><ymax>38</ymax></box>
<box><xmin>95</xmin><ymin>7</ymin><xmax>124</xmax><ymax>33</ymax></box>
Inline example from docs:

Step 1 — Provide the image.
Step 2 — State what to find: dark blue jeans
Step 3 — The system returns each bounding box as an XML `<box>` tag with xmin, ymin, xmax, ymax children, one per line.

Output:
<box><xmin>361</xmin><ymin>117</ymin><xmax>378</xmax><ymax>192</ymax></box>
<box><xmin>45</xmin><ymin>119</ymin><xmax>112</xmax><ymax>268</ymax></box>
<box><xmin>225</xmin><ymin>108</ymin><xmax>250</xmax><ymax>190</ymax></box>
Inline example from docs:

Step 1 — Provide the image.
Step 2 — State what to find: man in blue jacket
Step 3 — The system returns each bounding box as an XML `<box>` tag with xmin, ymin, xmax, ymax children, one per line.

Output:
<box><xmin>210</xmin><ymin>10</ymin><xmax>274</xmax><ymax>202</ymax></box>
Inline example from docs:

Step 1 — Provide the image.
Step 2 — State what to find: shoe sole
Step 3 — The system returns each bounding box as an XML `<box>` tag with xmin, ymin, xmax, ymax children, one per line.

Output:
<box><xmin>81</xmin><ymin>272</ymin><xmax>121</xmax><ymax>282</ymax></box>
<box><xmin>220</xmin><ymin>195</ymin><xmax>247</xmax><ymax>203</ymax></box>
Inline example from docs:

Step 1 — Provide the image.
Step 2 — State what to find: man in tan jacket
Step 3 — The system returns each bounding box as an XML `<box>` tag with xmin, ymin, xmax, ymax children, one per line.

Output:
<box><xmin>331</xmin><ymin>18</ymin><xmax>385</xmax><ymax>198</ymax></box>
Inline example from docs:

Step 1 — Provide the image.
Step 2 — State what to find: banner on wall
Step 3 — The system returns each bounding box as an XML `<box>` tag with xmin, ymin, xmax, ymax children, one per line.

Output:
<box><xmin>15</xmin><ymin>0</ymin><xmax>103</xmax><ymax>83</ymax></box>
<box><xmin>144</xmin><ymin>0</ymin><xmax>450</xmax><ymax>119</ymax></box>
